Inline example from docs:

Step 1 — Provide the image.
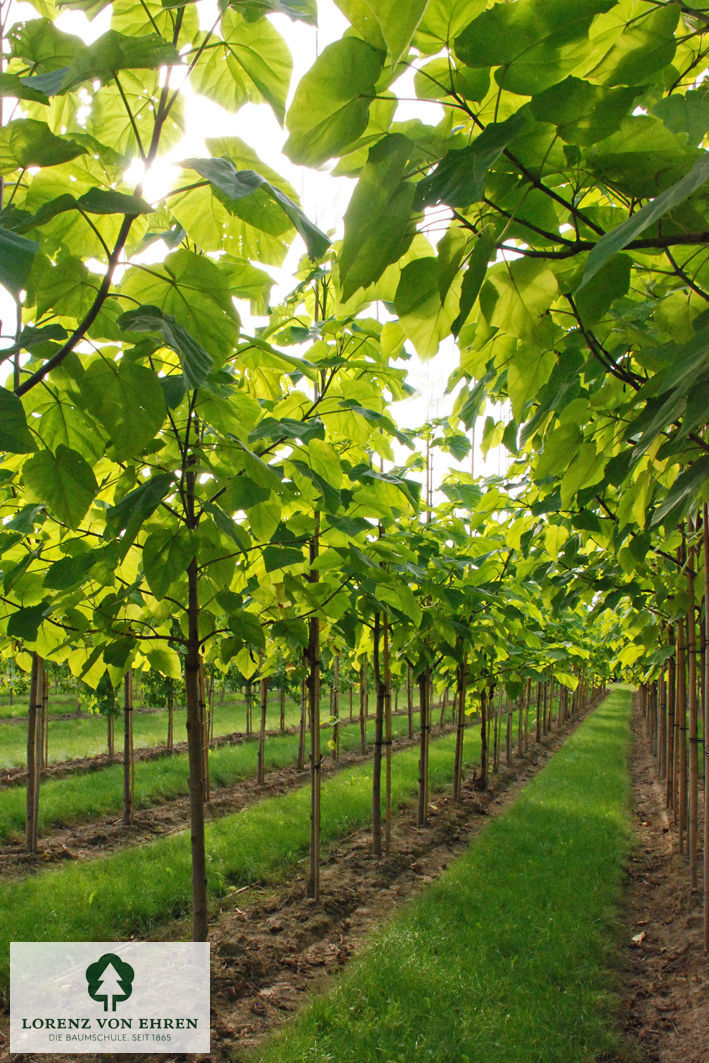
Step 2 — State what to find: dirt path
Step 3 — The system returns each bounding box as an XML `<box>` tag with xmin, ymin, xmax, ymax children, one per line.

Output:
<box><xmin>620</xmin><ymin>700</ymin><xmax>709</xmax><ymax>1063</ymax></box>
<box><xmin>0</xmin><ymin>726</ymin><xmax>423</xmax><ymax>877</ymax></box>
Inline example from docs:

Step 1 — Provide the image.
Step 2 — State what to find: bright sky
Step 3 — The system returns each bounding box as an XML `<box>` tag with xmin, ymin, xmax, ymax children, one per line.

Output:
<box><xmin>6</xmin><ymin>0</ymin><xmax>511</xmax><ymax>487</ymax></box>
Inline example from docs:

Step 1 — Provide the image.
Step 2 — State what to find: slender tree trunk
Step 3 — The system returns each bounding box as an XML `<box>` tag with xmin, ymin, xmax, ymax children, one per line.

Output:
<box><xmin>332</xmin><ymin>654</ymin><xmax>340</xmax><ymax>760</ymax></box>
<box><xmin>383</xmin><ymin>618</ymin><xmax>392</xmax><ymax>857</ymax></box>
<box><xmin>536</xmin><ymin>681</ymin><xmax>542</xmax><ymax>743</ymax></box>
<box><xmin>297</xmin><ymin>672</ymin><xmax>306</xmax><ymax>772</ymax></box>
<box><xmin>407</xmin><ymin>664</ymin><xmax>414</xmax><ymax>740</ymax></box>
<box><xmin>372</xmin><ymin>614</ymin><xmax>384</xmax><ymax>858</ymax></box>
<box><xmin>199</xmin><ymin>660</ymin><xmax>210</xmax><ymax>802</ymax></box>
<box><xmin>359</xmin><ymin>660</ymin><xmax>367</xmax><ymax>754</ymax></box>
<box><xmin>687</xmin><ymin>536</ymin><xmax>699</xmax><ymax>889</ymax></box>
<box><xmin>493</xmin><ymin>684</ymin><xmax>501</xmax><ymax>772</ymax></box>
<box><xmin>524</xmin><ymin>678</ymin><xmax>530</xmax><ymax>752</ymax></box>
<box><xmin>122</xmin><ymin>670</ymin><xmax>134</xmax><ymax>827</ymax></box>
<box><xmin>439</xmin><ymin>685</ymin><xmax>448</xmax><ymax>729</ymax></box>
<box><xmin>279</xmin><ymin>686</ymin><xmax>286</xmax><ymax>734</ymax></box>
<box><xmin>307</xmin><ymin>528</ymin><xmax>321</xmax><ymax>901</ymax></box>
<box><xmin>25</xmin><ymin>654</ymin><xmax>42</xmax><ymax>853</ymax></box>
<box><xmin>258</xmin><ymin>659</ymin><xmax>268</xmax><ymax>787</ymax></box>
<box><xmin>480</xmin><ymin>688</ymin><xmax>488</xmax><ymax>790</ymax></box>
<box><xmin>417</xmin><ymin>668</ymin><xmax>430</xmax><ymax>826</ymax></box>
<box><xmin>505</xmin><ymin>703</ymin><xmax>511</xmax><ymax>767</ymax></box>
<box><xmin>186</xmin><ymin>553</ymin><xmax>208</xmax><ymax>941</ymax></box>
<box><xmin>453</xmin><ymin>657</ymin><xmax>467</xmax><ymax>804</ymax></box>
<box><xmin>349</xmin><ymin>683</ymin><xmax>353</xmax><ymax>723</ymax></box>
<box><xmin>658</xmin><ymin>667</ymin><xmax>666</xmax><ymax>779</ymax></box>
<box><xmin>107</xmin><ymin>713</ymin><xmax>115</xmax><ymax>760</ymax></box>
<box><xmin>167</xmin><ymin>679</ymin><xmax>174</xmax><ymax>753</ymax></box>
<box><xmin>667</xmin><ymin>635</ymin><xmax>676</xmax><ymax>811</ymax></box>
<box><xmin>677</xmin><ymin>617</ymin><xmax>688</xmax><ymax>851</ymax></box>
<box><xmin>702</xmin><ymin>503</ymin><xmax>709</xmax><ymax>950</ymax></box>
<box><xmin>245</xmin><ymin>680</ymin><xmax>253</xmax><ymax>737</ymax></box>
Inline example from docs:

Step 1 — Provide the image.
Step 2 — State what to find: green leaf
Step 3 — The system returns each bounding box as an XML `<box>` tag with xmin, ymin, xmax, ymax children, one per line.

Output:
<box><xmin>0</xmin><ymin>226</ymin><xmax>38</xmax><ymax>295</ymax></box>
<box><xmin>80</xmin><ymin>358</ymin><xmax>166</xmax><ymax>459</ymax></box>
<box><xmin>227</xmin><ymin>0</ymin><xmax>317</xmax><ymax>23</ymax></box>
<box><xmin>143</xmin><ymin>528</ymin><xmax>194</xmax><ymax>599</ymax></box>
<box><xmin>119</xmin><ymin>306</ymin><xmax>213</xmax><ymax>389</ymax></box>
<box><xmin>343</xmin><ymin>0</ymin><xmax>428</xmax><ymax>65</ymax></box>
<box><xmin>455</xmin><ymin>0</ymin><xmax>615</xmax><ymax>95</ymax></box>
<box><xmin>192</xmin><ymin>9</ymin><xmax>291</xmax><ymax>124</ymax></box>
<box><xmin>105</xmin><ymin>473</ymin><xmax>174</xmax><ymax>544</ymax></box>
<box><xmin>60</xmin><ymin>30</ymin><xmax>180</xmax><ymax>92</ymax></box>
<box><xmin>0</xmin><ymin>387</ymin><xmax>36</xmax><ymax>453</ymax></box>
<box><xmin>529</xmin><ymin>77</ymin><xmax>638</xmax><ymax>147</ymax></box>
<box><xmin>75</xmin><ymin>188</ymin><xmax>153</xmax><ymax>215</ymax></box>
<box><xmin>339</xmin><ymin>134</ymin><xmax>416</xmax><ymax>300</ymax></box>
<box><xmin>416</xmin><ymin>115</ymin><xmax>527</xmax><ymax>209</ymax></box>
<box><xmin>0</xmin><ymin>72</ymin><xmax>50</xmax><ymax>104</ymax></box>
<box><xmin>579</xmin><ymin>152</ymin><xmax>709</xmax><ymax>289</ymax></box>
<box><xmin>394</xmin><ymin>258</ymin><xmax>455</xmax><ymax>359</ymax></box>
<box><xmin>228</xmin><ymin>609</ymin><xmax>266</xmax><ymax>649</ymax></box>
<box><xmin>7</xmin><ymin>601</ymin><xmax>50</xmax><ymax>641</ymax></box>
<box><xmin>184</xmin><ymin>157</ymin><xmax>329</xmax><ymax>260</ymax></box>
<box><xmin>285</xmin><ymin>37</ymin><xmax>384</xmax><ymax>166</ymax></box>
<box><xmin>451</xmin><ymin>229</ymin><xmax>496</xmax><ymax>335</ymax></box>
<box><xmin>651</xmin><ymin>456</ymin><xmax>709</xmax><ymax>530</ymax></box>
<box><xmin>574</xmin><ymin>254</ymin><xmax>631</xmax><ymax>324</ymax></box>
<box><xmin>0</xmin><ymin>119</ymin><xmax>86</xmax><ymax>173</ymax></box>
<box><xmin>22</xmin><ymin>445</ymin><xmax>98</xmax><ymax>528</ymax></box>
<box><xmin>480</xmin><ymin>259</ymin><xmax>559</xmax><ymax>344</ymax></box>
<box><xmin>146</xmin><ymin>646</ymin><xmax>182</xmax><ymax>681</ymax></box>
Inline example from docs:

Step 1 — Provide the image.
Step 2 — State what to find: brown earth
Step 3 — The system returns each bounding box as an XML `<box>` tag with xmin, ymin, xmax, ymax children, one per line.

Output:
<box><xmin>619</xmin><ymin>699</ymin><xmax>709</xmax><ymax>1063</ymax></box>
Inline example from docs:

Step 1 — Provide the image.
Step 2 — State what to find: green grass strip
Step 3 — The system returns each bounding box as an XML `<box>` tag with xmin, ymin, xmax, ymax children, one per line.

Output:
<box><xmin>0</xmin><ymin>716</ymin><xmax>490</xmax><ymax>997</ymax></box>
<box><xmin>0</xmin><ymin>714</ymin><xmax>413</xmax><ymax>843</ymax></box>
<box><xmin>0</xmin><ymin>698</ymin><xmax>305</xmax><ymax>769</ymax></box>
<box><xmin>254</xmin><ymin>688</ymin><xmax>633</xmax><ymax>1063</ymax></box>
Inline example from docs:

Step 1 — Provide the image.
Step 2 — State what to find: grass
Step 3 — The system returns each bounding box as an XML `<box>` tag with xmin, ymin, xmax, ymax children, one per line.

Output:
<box><xmin>0</xmin><ymin>713</ymin><xmax>414</xmax><ymax>843</ymax></box>
<box><xmin>0</xmin><ymin>696</ymin><xmax>306</xmax><ymax>769</ymax></box>
<box><xmin>253</xmin><ymin>687</ymin><xmax>634</xmax><ymax>1063</ymax></box>
<box><xmin>0</xmin><ymin>694</ymin><xmax>81</xmax><ymax>720</ymax></box>
<box><xmin>0</xmin><ymin>717</ymin><xmax>489</xmax><ymax>998</ymax></box>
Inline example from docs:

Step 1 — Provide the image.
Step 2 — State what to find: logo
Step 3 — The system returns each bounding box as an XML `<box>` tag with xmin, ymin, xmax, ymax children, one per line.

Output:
<box><xmin>85</xmin><ymin>953</ymin><xmax>134</xmax><ymax>1012</ymax></box>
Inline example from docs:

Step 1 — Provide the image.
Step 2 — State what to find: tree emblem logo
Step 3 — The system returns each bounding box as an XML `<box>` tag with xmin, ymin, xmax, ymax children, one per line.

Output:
<box><xmin>85</xmin><ymin>953</ymin><xmax>134</xmax><ymax>1012</ymax></box>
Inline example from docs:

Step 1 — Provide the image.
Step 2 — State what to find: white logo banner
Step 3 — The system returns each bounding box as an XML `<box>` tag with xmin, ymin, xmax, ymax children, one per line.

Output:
<box><xmin>10</xmin><ymin>942</ymin><xmax>210</xmax><ymax>1054</ymax></box>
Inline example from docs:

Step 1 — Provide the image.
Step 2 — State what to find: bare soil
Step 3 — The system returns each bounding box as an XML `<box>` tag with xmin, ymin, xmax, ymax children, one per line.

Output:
<box><xmin>619</xmin><ymin>700</ymin><xmax>709</xmax><ymax>1063</ymax></box>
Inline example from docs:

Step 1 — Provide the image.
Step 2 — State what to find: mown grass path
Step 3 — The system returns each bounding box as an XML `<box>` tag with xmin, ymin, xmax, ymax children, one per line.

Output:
<box><xmin>254</xmin><ymin>687</ymin><xmax>633</xmax><ymax>1063</ymax></box>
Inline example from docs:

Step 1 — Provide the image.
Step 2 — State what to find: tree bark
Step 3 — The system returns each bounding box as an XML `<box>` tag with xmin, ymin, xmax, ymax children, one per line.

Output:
<box><xmin>372</xmin><ymin>614</ymin><xmax>384</xmax><ymax>858</ymax></box>
<box><xmin>702</xmin><ymin>503</ymin><xmax>709</xmax><ymax>950</ymax></box>
<box><xmin>307</xmin><ymin>528</ymin><xmax>321</xmax><ymax>901</ymax></box>
<box><xmin>416</xmin><ymin>668</ymin><xmax>430</xmax><ymax>826</ymax></box>
<box><xmin>687</xmin><ymin>535</ymin><xmax>699</xmax><ymax>889</ymax></box>
<box><xmin>359</xmin><ymin>659</ymin><xmax>367</xmax><ymax>754</ymax></box>
<box><xmin>331</xmin><ymin>654</ymin><xmax>340</xmax><ymax>761</ymax></box>
<box><xmin>167</xmin><ymin>679</ymin><xmax>174</xmax><ymax>753</ymax></box>
<box><xmin>453</xmin><ymin>657</ymin><xmax>466</xmax><ymax>804</ymax></box>
<box><xmin>407</xmin><ymin>664</ymin><xmax>414</xmax><ymax>740</ymax></box>
<box><xmin>258</xmin><ymin>658</ymin><xmax>268</xmax><ymax>787</ymax></box>
<box><xmin>383</xmin><ymin>618</ymin><xmax>392</xmax><ymax>857</ymax></box>
<box><xmin>480</xmin><ymin>688</ymin><xmax>488</xmax><ymax>790</ymax></box>
<box><xmin>122</xmin><ymin>670</ymin><xmax>134</xmax><ymax>827</ymax></box>
<box><xmin>279</xmin><ymin>685</ymin><xmax>286</xmax><ymax>734</ymax></box>
<box><xmin>186</xmin><ymin>550</ymin><xmax>208</xmax><ymax>941</ymax></box>
<box><xmin>297</xmin><ymin>671</ymin><xmax>306</xmax><ymax>772</ymax></box>
<box><xmin>25</xmin><ymin>654</ymin><xmax>42</xmax><ymax>853</ymax></box>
